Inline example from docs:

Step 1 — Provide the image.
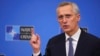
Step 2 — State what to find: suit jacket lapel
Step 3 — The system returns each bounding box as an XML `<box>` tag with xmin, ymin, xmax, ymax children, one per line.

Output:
<box><xmin>55</xmin><ymin>33</ymin><xmax>66</xmax><ymax>56</ymax></box>
<box><xmin>74</xmin><ymin>30</ymin><xmax>88</xmax><ymax>56</ymax></box>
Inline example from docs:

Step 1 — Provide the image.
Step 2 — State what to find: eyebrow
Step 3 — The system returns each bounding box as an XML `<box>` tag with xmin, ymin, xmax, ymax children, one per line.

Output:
<box><xmin>65</xmin><ymin>14</ymin><xmax>72</xmax><ymax>16</ymax></box>
<box><xmin>58</xmin><ymin>14</ymin><xmax>72</xmax><ymax>18</ymax></box>
<box><xmin>58</xmin><ymin>15</ymin><xmax>63</xmax><ymax>18</ymax></box>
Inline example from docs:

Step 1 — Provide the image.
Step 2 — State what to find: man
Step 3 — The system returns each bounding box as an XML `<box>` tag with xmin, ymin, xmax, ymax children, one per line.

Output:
<box><xmin>30</xmin><ymin>2</ymin><xmax>100</xmax><ymax>56</ymax></box>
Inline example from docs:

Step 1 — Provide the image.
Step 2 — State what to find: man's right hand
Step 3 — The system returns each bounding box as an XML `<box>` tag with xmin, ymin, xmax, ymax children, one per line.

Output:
<box><xmin>30</xmin><ymin>29</ymin><xmax>41</xmax><ymax>53</ymax></box>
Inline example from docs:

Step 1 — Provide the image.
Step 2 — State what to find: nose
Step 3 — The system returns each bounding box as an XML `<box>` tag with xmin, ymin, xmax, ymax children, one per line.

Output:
<box><xmin>62</xmin><ymin>16</ymin><xmax>67</xmax><ymax>23</ymax></box>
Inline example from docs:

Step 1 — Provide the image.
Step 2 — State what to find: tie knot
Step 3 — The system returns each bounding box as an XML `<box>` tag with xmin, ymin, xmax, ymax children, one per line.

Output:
<box><xmin>68</xmin><ymin>37</ymin><xmax>73</xmax><ymax>41</ymax></box>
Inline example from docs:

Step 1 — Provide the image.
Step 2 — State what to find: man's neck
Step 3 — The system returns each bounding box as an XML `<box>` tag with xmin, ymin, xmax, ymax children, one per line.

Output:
<box><xmin>66</xmin><ymin>27</ymin><xmax>79</xmax><ymax>36</ymax></box>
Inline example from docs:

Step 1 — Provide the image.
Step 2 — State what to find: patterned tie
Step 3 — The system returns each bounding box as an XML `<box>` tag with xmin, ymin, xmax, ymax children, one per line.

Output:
<box><xmin>68</xmin><ymin>37</ymin><xmax>73</xmax><ymax>56</ymax></box>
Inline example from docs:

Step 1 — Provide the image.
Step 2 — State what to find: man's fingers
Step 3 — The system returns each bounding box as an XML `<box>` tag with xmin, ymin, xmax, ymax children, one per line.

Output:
<box><xmin>31</xmin><ymin>28</ymin><xmax>35</xmax><ymax>36</ymax></box>
<box><xmin>30</xmin><ymin>28</ymin><xmax>40</xmax><ymax>44</ymax></box>
<box><xmin>36</xmin><ymin>34</ymin><xmax>40</xmax><ymax>41</ymax></box>
<box><xmin>30</xmin><ymin>33</ymin><xmax>38</xmax><ymax>44</ymax></box>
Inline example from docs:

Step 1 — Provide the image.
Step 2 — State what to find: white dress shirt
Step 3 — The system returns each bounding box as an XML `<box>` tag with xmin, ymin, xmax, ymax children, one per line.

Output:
<box><xmin>33</xmin><ymin>51</ymin><xmax>40</xmax><ymax>56</ymax></box>
<box><xmin>33</xmin><ymin>28</ymin><xmax>81</xmax><ymax>56</ymax></box>
<box><xmin>65</xmin><ymin>28</ymin><xmax>81</xmax><ymax>56</ymax></box>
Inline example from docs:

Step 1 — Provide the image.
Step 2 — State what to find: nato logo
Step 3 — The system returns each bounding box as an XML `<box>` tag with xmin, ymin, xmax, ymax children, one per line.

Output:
<box><xmin>0</xmin><ymin>54</ymin><xmax>5</xmax><ymax>56</ymax></box>
<box><xmin>5</xmin><ymin>25</ymin><xmax>33</xmax><ymax>41</ymax></box>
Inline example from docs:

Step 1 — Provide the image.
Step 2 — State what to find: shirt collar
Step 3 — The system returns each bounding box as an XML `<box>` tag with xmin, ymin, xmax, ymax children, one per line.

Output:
<box><xmin>65</xmin><ymin>28</ymin><xmax>81</xmax><ymax>41</ymax></box>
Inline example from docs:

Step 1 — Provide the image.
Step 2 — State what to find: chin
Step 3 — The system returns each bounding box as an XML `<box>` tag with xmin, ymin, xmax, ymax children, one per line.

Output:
<box><xmin>63</xmin><ymin>29</ymin><xmax>71</xmax><ymax>33</ymax></box>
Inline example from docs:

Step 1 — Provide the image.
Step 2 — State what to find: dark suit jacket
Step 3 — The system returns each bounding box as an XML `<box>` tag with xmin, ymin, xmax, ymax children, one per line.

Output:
<box><xmin>38</xmin><ymin>30</ymin><xmax>100</xmax><ymax>56</ymax></box>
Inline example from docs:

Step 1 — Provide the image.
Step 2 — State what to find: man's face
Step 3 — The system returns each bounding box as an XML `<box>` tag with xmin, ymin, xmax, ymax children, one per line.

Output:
<box><xmin>57</xmin><ymin>5</ymin><xmax>80</xmax><ymax>34</ymax></box>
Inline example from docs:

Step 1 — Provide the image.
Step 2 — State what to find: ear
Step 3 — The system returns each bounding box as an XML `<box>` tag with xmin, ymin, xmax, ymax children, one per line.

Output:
<box><xmin>77</xmin><ymin>14</ymin><xmax>80</xmax><ymax>22</ymax></box>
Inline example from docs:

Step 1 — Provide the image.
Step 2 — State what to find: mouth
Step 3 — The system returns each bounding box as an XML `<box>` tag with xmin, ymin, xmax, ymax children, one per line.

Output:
<box><xmin>62</xmin><ymin>25</ymin><xmax>69</xmax><ymax>29</ymax></box>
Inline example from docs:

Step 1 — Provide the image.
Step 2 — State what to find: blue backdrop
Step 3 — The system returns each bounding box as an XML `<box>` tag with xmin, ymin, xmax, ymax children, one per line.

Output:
<box><xmin>0</xmin><ymin>0</ymin><xmax>100</xmax><ymax>56</ymax></box>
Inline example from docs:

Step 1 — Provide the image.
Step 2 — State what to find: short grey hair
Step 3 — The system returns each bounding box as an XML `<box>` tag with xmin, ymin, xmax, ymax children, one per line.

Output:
<box><xmin>57</xmin><ymin>1</ymin><xmax>80</xmax><ymax>14</ymax></box>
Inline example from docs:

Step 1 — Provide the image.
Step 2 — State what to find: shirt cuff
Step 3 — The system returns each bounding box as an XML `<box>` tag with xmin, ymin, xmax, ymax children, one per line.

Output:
<box><xmin>33</xmin><ymin>51</ymin><xmax>40</xmax><ymax>56</ymax></box>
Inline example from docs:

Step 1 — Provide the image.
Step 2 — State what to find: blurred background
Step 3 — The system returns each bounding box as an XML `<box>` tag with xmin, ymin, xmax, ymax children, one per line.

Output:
<box><xmin>0</xmin><ymin>0</ymin><xmax>100</xmax><ymax>56</ymax></box>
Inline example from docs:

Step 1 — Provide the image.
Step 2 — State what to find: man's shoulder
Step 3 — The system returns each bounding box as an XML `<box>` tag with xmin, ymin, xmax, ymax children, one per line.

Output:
<box><xmin>50</xmin><ymin>33</ymin><xmax>65</xmax><ymax>40</ymax></box>
<box><xmin>48</xmin><ymin>33</ymin><xmax>65</xmax><ymax>44</ymax></box>
<box><xmin>81</xmin><ymin>30</ymin><xmax>100</xmax><ymax>42</ymax></box>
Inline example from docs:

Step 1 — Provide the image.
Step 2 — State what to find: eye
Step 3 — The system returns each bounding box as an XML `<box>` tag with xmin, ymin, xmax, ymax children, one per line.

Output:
<box><xmin>58</xmin><ymin>15</ymin><xmax>63</xmax><ymax>20</ymax></box>
<box><xmin>65</xmin><ymin>14</ymin><xmax>71</xmax><ymax>18</ymax></box>
<box><xmin>58</xmin><ymin>15</ymin><xmax>63</xmax><ymax>18</ymax></box>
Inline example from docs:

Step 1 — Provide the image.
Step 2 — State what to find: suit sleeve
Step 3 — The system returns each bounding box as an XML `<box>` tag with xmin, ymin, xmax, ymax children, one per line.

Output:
<box><xmin>95</xmin><ymin>38</ymin><xmax>100</xmax><ymax>56</ymax></box>
<box><xmin>43</xmin><ymin>38</ymin><xmax>53</xmax><ymax>56</ymax></box>
<box><xmin>91</xmin><ymin>38</ymin><xmax>100</xmax><ymax>56</ymax></box>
